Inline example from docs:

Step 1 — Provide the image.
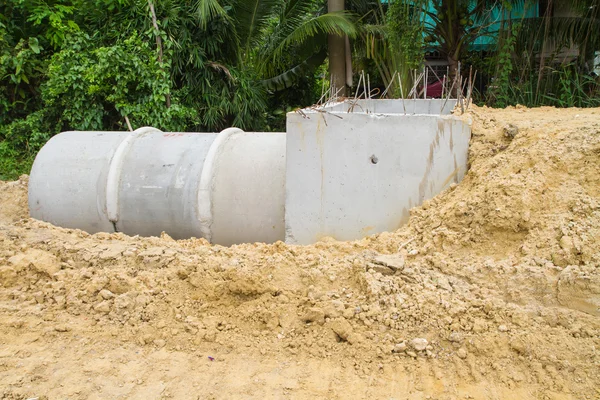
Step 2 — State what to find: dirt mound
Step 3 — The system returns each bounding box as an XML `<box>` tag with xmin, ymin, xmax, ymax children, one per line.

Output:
<box><xmin>1</xmin><ymin>106</ymin><xmax>599</xmax><ymax>399</ymax></box>
<box><xmin>0</xmin><ymin>175</ymin><xmax>29</xmax><ymax>224</ymax></box>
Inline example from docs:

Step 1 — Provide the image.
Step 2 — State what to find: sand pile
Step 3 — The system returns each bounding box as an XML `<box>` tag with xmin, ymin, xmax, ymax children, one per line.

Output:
<box><xmin>0</xmin><ymin>105</ymin><xmax>598</xmax><ymax>399</ymax></box>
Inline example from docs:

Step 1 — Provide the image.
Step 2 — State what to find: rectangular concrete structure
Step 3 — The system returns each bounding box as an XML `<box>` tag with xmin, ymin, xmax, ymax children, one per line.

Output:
<box><xmin>321</xmin><ymin>98</ymin><xmax>458</xmax><ymax>115</ymax></box>
<box><xmin>284</xmin><ymin>99</ymin><xmax>471</xmax><ymax>245</ymax></box>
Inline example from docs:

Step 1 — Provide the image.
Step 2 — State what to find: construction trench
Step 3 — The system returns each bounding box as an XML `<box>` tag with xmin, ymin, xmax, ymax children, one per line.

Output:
<box><xmin>29</xmin><ymin>99</ymin><xmax>470</xmax><ymax>245</ymax></box>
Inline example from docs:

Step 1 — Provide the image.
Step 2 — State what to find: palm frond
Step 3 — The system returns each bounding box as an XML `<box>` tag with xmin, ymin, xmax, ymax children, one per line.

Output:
<box><xmin>271</xmin><ymin>11</ymin><xmax>357</xmax><ymax>63</ymax></box>
<box><xmin>193</xmin><ymin>0</ymin><xmax>229</xmax><ymax>29</ymax></box>
<box><xmin>257</xmin><ymin>0</ymin><xmax>319</xmax><ymax>62</ymax></box>
<box><xmin>232</xmin><ymin>0</ymin><xmax>282</xmax><ymax>58</ymax></box>
<box><xmin>260</xmin><ymin>49</ymin><xmax>326</xmax><ymax>91</ymax></box>
<box><xmin>517</xmin><ymin>15</ymin><xmax>600</xmax><ymax>54</ymax></box>
<box><xmin>360</xmin><ymin>23</ymin><xmax>388</xmax><ymax>36</ymax></box>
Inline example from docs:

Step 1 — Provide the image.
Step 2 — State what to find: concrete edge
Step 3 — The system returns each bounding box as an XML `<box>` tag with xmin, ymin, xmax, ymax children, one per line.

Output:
<box><xmin>197</xmin><ymin>127</ymin><xmax>244</xmax><ymax>242</ymax></box>
<box><xmin>105</xmin><ymin>126</ymin><xmax>162</xmax><ymax>231</ymax></box>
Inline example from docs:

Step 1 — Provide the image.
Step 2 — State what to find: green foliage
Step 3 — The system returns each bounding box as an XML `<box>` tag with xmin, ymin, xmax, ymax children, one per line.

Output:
<box><xmin>347</xmin><ymin>1</ymin><xmax>396</xmax><ymax>95</ymax></box>
<box><xmin>26</xmin><ymin>0</ymin><xmax>80</xmax><ymax>48</ymax></box>
<box><xmin>489</xmin><ymin>64</ymin><xmax>600</xmax><ymax>108</ymax></box>
<box><xmin>486</xmin><ymin>0</ymin><xmax>600</xmax><ymax>108</ymax></box>
<box><xmin>197</xmin><ymin>67</ymin><xmax>269</xmax><ymax>131</ymax></box>
<box><xmin>515</xmin><ymin>0</ymin><xmax>600</xmax><ymax>70</ymax></box>
<box><xmin>0</xmin><ymin>110</ymin><xmax>54</xmax><ymax>180</ymax></box>
<box><xmin>270</xmin><ymin>11</ymin><xmax>357</xmax><ymax>63</ymax></box>
<box><xmin>261</xmin><ymin>50</ymin><xmax>327</xmax><ymax>92</ymax></box>
<box><xmin>387</xmin><ymin>0</ymin><xmax>426</xmax><ymax>95</ymax></box>
<box><xmin>423</xmin><ymin>0</ymin><xmax>498</xmax><ymax>68</ymax></box>
<box><xmin>43</xmin><ymin>33</ymin><xmax>194</xmax><ymax>131</ymax></box>
<box><xmin>0</xmin><ymin>36</ymin><xmax>45</xmax><ymax>122</ymax></box>
<box><xmin>3</xmin><ymin>0</ymin><xmax>597</xmax><ymax>180</ymax></box>
<box><xmin>194</xmin><ymin>0</ymin><xmax>229</xmax><ymax>29</ymax></box>
<box><xmin>488</xmin><ymin>20</ymin><xmax>518</xmax><ymax>108</ymax></box>
<box><xmin>1</xmin><ymin>0</ymin><xmax>357</xmax><ymax>179</ymax></box>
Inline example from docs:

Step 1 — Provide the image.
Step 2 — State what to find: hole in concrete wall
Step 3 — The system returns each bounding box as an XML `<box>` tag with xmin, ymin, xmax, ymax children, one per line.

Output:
<box><xmin>370</xmin><ymin>155</ymin><xmax>379</xmax><ymax>164</ymax></box>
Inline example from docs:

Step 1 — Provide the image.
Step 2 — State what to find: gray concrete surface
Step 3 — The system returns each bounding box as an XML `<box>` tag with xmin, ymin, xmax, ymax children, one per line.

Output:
<box><xmin>29</xmin><ymin>99</ymin><xmax>470</xmax><ymax>245</ymax></box>
<box><xmin>284</xmin><ymin>100</ymin><xmax>471</xmax><ymax>245</ymax></box>
<box><xmin>321</xmin><ymin>99</ymin><xmax>458</xmax><ymax>115</ymax></box>
<box><xmin>29</xmin><ymin>128</ymin><xmax>286</xmax><ymax>244</ymax></box>
<box><xmin>209</xmin><ymin>131</ymin><xmax>286</xmax><ymax>246</ymax></box>
<box><xmin>29</xmin><ymin>130</ymin><xmax>129</xmax><ymax>234</ymax></box>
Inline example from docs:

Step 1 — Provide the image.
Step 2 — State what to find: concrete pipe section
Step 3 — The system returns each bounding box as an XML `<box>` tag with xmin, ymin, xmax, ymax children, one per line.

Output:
<box><xmin>285</xmin><ymin>99</ymin><xmax>471</xmax><ymax>244</ymax></box>
<box><xmin>29</xmin><ymin>127</ymin><xmax>286</xmax><ymax>245</ymax></box>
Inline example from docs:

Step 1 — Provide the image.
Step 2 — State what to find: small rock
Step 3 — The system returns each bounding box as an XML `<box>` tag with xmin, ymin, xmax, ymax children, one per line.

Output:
<box><xmin>323</xmin><ymin>300</ymin><xmax>345</xmax><ymax>318</ymax></box>
<box><xmin>53</xmin><ymin>295</ymin><xmax>66</xmax><ymax>309</ymax></box>
<box><xmin>373</xmin><ymin>254</ymin><xmax>405</xmax><ymax>271</ymax></box>
<box><xmin>498</xmin><ymin>324</ymin><xmax>508</xmax><ymax>332</ymax></box>
<box><xmin>303</xmin><ymin>307</ymin><xmax>325</xmax><ymax>325</ymax></box>
<box><xmin>329</xmin><ymin>318</ymin><xmax>361</xmax><ymax>344</ymax></box>
<box><xmin>94</xmin><ymin>300</ymin><xmax>111</xmax><ymax>314</ymax></box>
<box><xmin>394</xmin><ymin>342</ymin><xmax>407</xmax><ymax>352</ymax></box>
<box><xmin>342</xmin><ymin>308</ymin><xmax>354</xmax><ymax>319</ymax></box>
<box><xmin>410</xmin><ymin>338</ymin><xmax>428</xmax><ymax>351</ymax></box>
<box><xmin>265</xmin><ymin>313</ymin><xmax>279</xmax><ymax>330</ymax></box>
<box><xmin>204</xmin><ymin>329</ymin><xmax>217</xmax><ymax>342</ymax></box>
<box><xmin>503</xmin><ymin>123</ymin><xmax>519</xmax><ymax>139</ymax></box>
<box><xmin>154</xmin><ymin>339</ymin><xmax>166</xmax><ymax>348</ymax></box>
<box><xmin>457</xmin><ymin>348</ymin><xmax>468</xmax><ymax>359</ymax></box>
<box><xmin>371</xmin><ymin>265</ymin><xmax>395</xmax><ymax>276</ymax></box>
<box><xmin>54</xmin><ymin>325</ymin><xmax>71</xmax><ymax>332</ymax></box>
<box><xmin>33</xmin><ymin>291</ymin><xmax>45</xmax><ymax>304</ymax></box>
<box><xmin>99</xmin><ymin>289</ymin><xmax>114</xmax><ymax>300</ymax></box>
<box><xmin>330</xmin><ymin>318</ymin><xmax>353</xmax><ymax>341</ymax></box>
<box><xmin>114</xmin><ymin>295</ymin><xmax>131</xmax><ymax>310</ymax></box>
<box><xmin>449</xmin><ymin>332</ymin><xmax>463</xmax><ymax>343</ymax></box>
<box><xmin>406</xmin><ymin>350</ymin><xmax>417</xmax><ymax>358</ymax></box>
<box><xmin>8</xmin><ymin>249</ymin><xmax>60</xmax><ymax>276</ymax></box>
<box><xmin>559</xmin><ymin>236</ymin><xmax>574</xmax><ymax>253</ymax></box>
<box><xmin>510</xmin><ymin>338</ymin><xmax>528</xmax><ymax>355</ymax></box>
<box><xmin>473</xmin><ymin>318</ymin><xmax>488</xmax><ymax>333</ymax></box>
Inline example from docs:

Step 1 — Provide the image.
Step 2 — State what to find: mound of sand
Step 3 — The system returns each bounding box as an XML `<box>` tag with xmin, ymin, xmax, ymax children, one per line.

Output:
<box><xmin>0</xmin><ymin>105</ymin><xmax>598</xmax><ymax>399</ymax></box>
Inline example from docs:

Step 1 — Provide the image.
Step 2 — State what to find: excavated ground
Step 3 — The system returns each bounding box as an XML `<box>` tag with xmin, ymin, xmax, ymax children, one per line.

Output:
<box><xmin>0</xmin><ymin>105</ymin><xmax>599</xmax><ymax>399</ymax></box>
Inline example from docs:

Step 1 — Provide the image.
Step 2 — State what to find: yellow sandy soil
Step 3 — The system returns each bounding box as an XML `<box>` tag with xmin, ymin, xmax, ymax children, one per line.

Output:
<box><xmin>1</xmin><ymin>105</ymin><xmax>599</xmax><ymax>399</ymax></box>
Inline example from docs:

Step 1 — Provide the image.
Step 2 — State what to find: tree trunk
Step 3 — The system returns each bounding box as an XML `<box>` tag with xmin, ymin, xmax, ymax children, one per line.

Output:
<box><xmin>328</xmin><ymin>0</ymin><xmax>346</xmax><ymax>96</ymax></box>
<box><xmin>447</xmin><ymin>55</ymin><xmax>459</xmax><ymax>98</ymax></box>
<box><xmin>148</xmin><ymin>0</ymin><xmax>171</xmax><ymax>108</ymax></box>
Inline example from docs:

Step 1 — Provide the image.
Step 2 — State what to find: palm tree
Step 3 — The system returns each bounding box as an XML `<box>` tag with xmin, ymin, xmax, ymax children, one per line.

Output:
<box><xmin>422</xmin><ymin>0</ymin><xmax>505</xmax><ymax>84</ymax></box>
<box><xmin>254</xmin><ymin>0</ymin><xmax>356</xmax><ymax>92</ymax></box>
<box><xmin>180</xmin><ymin>0</ymin><xmax>357</xmax><ymax>123</ymax></box>
<box><xmin>328</xmin><ymin>0</ymin><xmax>348</xmax><ymax>95</ymax></box>
<box><xmin>74</xmin><ymin>0</ymin><xmax>356</xmax><ymax>129</ymax></box>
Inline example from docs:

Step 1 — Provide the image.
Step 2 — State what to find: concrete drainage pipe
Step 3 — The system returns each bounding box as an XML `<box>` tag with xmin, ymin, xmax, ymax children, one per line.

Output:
<box><xmin>28</xmin><ymin>127</ymin><xmax>286</xmax><ymax>245</ymax></box>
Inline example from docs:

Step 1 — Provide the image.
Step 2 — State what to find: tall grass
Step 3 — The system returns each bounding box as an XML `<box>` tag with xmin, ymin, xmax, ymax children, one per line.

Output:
<box><xmin>489</xmin><ymin>63</ymin><xmax>600</xmax><ymax>108</ymax></box>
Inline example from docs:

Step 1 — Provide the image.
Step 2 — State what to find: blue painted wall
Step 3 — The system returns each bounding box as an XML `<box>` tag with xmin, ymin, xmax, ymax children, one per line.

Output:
<box><xmin>385</xmin><ymin>1</ymin><xmax>540</xmax><ymax>50</ymax></box>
